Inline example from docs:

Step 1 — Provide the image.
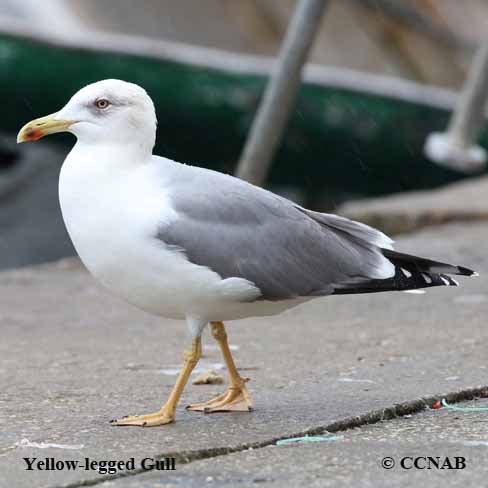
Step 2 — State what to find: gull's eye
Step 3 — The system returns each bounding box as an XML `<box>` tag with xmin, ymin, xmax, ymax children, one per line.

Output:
<box><xmin>95</xmin><ymin>98</ymin><xmax>110</xmax><ymax>110</ymax></box>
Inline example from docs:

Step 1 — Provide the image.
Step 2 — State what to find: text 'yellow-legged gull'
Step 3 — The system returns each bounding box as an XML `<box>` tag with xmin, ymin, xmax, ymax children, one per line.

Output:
<box><xmin>17</xmin><ymin>79</ymin><xmax>477</xmax><ymax>427</ymax></box>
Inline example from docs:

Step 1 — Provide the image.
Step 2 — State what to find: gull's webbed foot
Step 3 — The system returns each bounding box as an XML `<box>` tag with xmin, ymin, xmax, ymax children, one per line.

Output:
<box><xmin>110</xmin><ymin>408</ymin><xmax>174</xmax><ymax>427</ymax></box>
<box><xmin>186</xmin><ymin>378</ymin><xmax>253</xmax><ymax>413</ymax></box>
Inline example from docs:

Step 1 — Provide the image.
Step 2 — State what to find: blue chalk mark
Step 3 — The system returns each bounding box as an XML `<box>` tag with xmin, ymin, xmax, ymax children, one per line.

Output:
<box><xmin>276</xmin><ymin>435</ymin><xmax>344</xmax><ymax>446</ymax></box>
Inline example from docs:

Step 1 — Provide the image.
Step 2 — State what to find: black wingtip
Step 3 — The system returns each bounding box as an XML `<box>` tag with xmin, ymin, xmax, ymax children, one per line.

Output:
<box><xmin>457</xmin><ymin>265</ymin><xmax>478</xmax><ymax>277</ymax></box>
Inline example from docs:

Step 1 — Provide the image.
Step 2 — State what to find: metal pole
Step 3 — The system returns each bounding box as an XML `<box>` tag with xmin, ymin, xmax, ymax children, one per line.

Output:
<box><xmin>448</xmin><ymin>41</ymin><xmax>488</xmax><ymax>147</ymax></box>
<box><xmin>424</xmin><ymin>40</ymin><xmax>488</xmax><ymax>173</ymax></box>
<box><xmin>236</xmin><ymin>0</ymin><xmax>328</xmax><ymax>186</ymax></box>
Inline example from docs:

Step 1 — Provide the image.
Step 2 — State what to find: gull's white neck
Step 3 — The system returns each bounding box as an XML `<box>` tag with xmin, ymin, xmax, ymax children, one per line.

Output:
<box><xmin>67</xmin><ymin>139</ymin><xmax>153</xmax><ymax>171</ymax></box>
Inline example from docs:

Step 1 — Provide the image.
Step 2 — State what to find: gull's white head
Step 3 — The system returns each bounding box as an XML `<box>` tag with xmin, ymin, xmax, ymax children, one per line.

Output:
<box><xmin>17</xmin><ymin>79</ymin><xmax>157</xmax><ymax>154</ymax></box>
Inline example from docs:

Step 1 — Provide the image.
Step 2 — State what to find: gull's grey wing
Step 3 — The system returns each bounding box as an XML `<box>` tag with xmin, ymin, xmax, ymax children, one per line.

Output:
<box><xmin>157</xmin><ymin>161</ymin><xmax>394</xmax><ymax>301</ymax></box>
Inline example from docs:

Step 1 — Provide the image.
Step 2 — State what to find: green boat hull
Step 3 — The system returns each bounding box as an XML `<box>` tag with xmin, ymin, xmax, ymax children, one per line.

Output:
<box><xmin>1</xmin><ymin>32</ymin><xmax>487</xmax><ymax>203</ymax></box>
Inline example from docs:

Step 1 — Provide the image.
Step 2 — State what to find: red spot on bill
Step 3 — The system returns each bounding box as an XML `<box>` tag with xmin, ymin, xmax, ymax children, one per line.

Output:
<box><xmin>25</xmin><ymin>128</ymin><xmax>44</xmax><ymax>141</ymax></box>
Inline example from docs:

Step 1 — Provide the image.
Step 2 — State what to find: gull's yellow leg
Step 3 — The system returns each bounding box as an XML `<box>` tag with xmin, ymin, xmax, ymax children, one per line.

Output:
<box><xmin>187</xmin><ymin>321</ymin><xmax>253</xmax><ymax>413</ymax></box>
<box><xmin>111</xmin><ymin>337</ymin><xmax>202</xmax><ymax>427</ymax></box>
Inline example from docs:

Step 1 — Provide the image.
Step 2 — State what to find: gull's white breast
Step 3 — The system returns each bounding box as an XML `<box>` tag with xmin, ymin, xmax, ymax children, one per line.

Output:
<box><xmin>58</xmin><ymin>148</ymin><xmax>216</xmax><ymax>319</ymax></box>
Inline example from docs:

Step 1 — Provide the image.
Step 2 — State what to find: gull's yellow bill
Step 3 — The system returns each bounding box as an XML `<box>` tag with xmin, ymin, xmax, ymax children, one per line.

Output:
<box><xmin>17</xmin><ymin>113</ymin><xmax>78</xmax><ymax>143</ymax></box>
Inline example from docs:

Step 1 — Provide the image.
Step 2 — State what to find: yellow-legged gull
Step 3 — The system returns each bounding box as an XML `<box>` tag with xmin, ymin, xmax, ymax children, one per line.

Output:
<box><xmin>17</xmin><ymin>79</ymin><xmax>477</xmax><ymax>427</ymax></box>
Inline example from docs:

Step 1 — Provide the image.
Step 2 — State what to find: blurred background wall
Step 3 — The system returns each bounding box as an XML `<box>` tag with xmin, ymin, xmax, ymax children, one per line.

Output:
<box><xmin>1</xmin><ymin>0</ymin><xmax>487</xmax><ymax>270</ymax></box>
<box><xmin>3</xmin><ymin>0</ymin><xmax>487</xmax><ymax>87</ymax></box>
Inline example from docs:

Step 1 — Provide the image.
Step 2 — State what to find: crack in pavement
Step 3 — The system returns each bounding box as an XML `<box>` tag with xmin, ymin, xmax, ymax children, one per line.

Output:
<box><xmin>52</xmin><ymin>385</ymin><xmax>488</xmax><ymax>488</ymax></box>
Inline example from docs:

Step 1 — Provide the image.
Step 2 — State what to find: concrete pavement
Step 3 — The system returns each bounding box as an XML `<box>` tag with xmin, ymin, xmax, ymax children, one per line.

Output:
<box><xmin>0</xmin><ymin>221</ymin><xmax>487</xmax><ymax>487</ymax></box>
